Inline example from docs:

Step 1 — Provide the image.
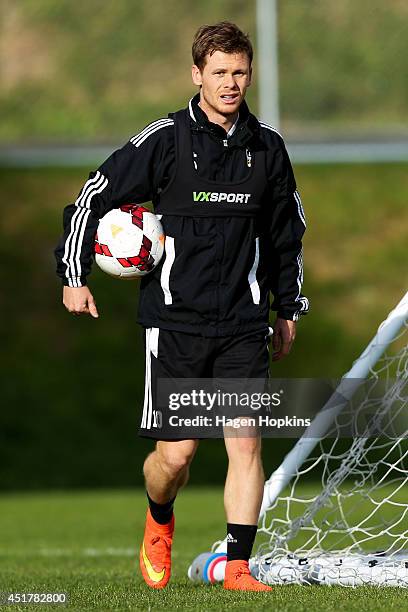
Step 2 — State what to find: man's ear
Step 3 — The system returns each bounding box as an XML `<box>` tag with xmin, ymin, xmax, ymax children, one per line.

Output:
<box><xmin>191</xmin><ymin>64</ymin><xmax>203</xmax><ymax>87</ymax></box>
<box><xmin>248</xmin><ymin>66</ymin><xmax>253</xmax><ymax>87</ymax></box>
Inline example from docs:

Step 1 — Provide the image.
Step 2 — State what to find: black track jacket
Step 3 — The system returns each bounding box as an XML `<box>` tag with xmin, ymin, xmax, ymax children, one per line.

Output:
<box><xmin>55</xmin><ymin>94</ymin><xmax>309</xmax><ymax>336</ymax></box>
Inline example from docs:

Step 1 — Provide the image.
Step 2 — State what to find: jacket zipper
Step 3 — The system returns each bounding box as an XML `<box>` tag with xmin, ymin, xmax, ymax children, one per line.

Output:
<box><xmin>246</xmin><ymin>148</ymin><xmax>252</xmax><ymax>167</ymax></box>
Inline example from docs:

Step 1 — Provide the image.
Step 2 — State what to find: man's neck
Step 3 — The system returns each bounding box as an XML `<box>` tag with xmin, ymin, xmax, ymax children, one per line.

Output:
<box><xmin>198</xmin><ymin>99</ymin><xmax>238</xmax><ymax>133</ymax></box>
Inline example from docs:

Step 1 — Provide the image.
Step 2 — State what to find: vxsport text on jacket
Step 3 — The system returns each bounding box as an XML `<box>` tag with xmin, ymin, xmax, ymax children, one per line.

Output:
<box><xmin>193</xmin><ymin>191</ymin><xmax>251</xmax><ymax>203</ymax></box>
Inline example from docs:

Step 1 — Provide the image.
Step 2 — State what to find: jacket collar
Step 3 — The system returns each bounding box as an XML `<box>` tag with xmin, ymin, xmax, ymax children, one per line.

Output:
<box><xmin>188</xmin><ymin>93</ymin><xmax>260</xmax><ymax>147</ymax></box>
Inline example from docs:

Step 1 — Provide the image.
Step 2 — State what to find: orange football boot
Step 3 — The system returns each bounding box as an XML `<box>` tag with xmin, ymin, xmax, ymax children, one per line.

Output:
<box><xmin>224</xmin><ymin>560</ymin><xmax>272</xmax><ymax>591</ymax></box>
<box><xmin>139</xmin><ymin>509</ymin><xmax>174</xmax><ymax>589</ymax></box>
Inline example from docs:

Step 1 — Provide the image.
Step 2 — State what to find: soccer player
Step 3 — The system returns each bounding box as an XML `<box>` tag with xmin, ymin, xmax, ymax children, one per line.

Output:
<box><xmin>55</xmin><ymin>22</ymin><xmax>308</xmax><ymax>591</ymax></box>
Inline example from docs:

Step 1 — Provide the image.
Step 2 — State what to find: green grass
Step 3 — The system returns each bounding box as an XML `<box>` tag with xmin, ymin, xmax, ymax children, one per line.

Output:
<box><xmin>0</xmin><ymin>488</ymin><xmax>406</xmax><ymax>611</ymax></box>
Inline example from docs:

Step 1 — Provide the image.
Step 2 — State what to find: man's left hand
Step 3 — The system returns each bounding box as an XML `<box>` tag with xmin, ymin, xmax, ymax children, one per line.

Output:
<box><xmin>271</xmin><ymin>318</ymin><xmax>296</xmax><ymax>361</ymax></box>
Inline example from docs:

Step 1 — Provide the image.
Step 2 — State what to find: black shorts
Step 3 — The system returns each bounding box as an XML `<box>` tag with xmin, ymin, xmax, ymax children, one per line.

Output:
<box><xmin>139</xmin><ymin>327</ymin><xmax>271</xmax><ymax>439</ymax></box>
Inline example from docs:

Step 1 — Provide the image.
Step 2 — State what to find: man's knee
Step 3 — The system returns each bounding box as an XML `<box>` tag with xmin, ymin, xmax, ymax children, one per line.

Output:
<box><xmin>155</xmin><ymin>440</ymin><xmax>198</xmax><ymax>478</ymax></box>
<box><xmin>226</xmin><ymin>435</ymin><xmax>262</xmax><ymax>462</ymax></box>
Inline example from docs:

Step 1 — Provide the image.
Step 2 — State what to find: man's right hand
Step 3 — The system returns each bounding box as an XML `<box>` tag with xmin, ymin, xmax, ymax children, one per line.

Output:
<box><xmin>63</xmin><ymin>286</ymin><xmax>99</xmax><ymax>318</ymax></box>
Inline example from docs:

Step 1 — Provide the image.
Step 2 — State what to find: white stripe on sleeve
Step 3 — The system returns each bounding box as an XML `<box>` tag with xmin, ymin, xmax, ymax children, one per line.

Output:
<box><xmin>130</xmin><ymin>118</ymin><xmax>173</xmax><ymax>148</ymax></box>
<box><xmin>259</xmin><ymin>122</ymin><xmax>284</xmax><ymax>140</ymax></box>
<box><xmin>130</xmin><ymin>118</ymin><xmax>171</xmax><ymax>144</ymax></box>
<box><xmin>294</xmin><ymin>190</ymin><xmax>306</xmax><ymax>227</ymax></box>
<box><xmin>62</xmin><ymin>171</ymin><xmax>108</xmax><ymax>283</ymax></box>
<box><xmin>292</xmin><ymin>250</ymin><xmax>309</xmax><ymax>319</ymax></box>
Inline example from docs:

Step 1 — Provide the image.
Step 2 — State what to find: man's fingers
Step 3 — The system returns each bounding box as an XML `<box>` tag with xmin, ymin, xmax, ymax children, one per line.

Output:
<box><xmin>72</xmin><ymin>302</ymin><xmax>99</xmax><ymax>318</ymax></box>
<box><xmin>66</xmin><ymin>302</ymin><xmax>97</xmax><ymax>317</ymax></box>
<box><xmin>63</xmin><ymin>287</ymin><xmax>99</xmax><ymax>318</ymax></box>
<box><xmin>273</xmin><ymin>339</ymin><xmax>293</xmax><ymax>360</ymax></box>
<box><xmin>70</xmin><ymin>306</ymin><xmax>88</xmax><ymax>315</ymax></box>
<box><xmin>72</xmin><ymin>300</ymin><xmax>98</xmax><ymax>318</ymax></box>
<box><xmin>272</xmin><ymin>345</ymin><xmax>289</xmax><ymax>361</ymax></box>
<box><xmin>272</xmin><ymin>335</ymin><xmax>282</xmax><ymax>360</ymax></box>
<box><xmin>88</xmin><ymin>297</ymin><xmax>99</xmax><ymax>319</ymax></box>
<box><xmin>272</xmin><ymin>335</ymin><xmax>292</xmax><ymax>361</ymax></box>
<box><xmin>271</xmin><ymin>319</ymin><xmax>296</xmax><ymax>361</ymax></box>
<box><xmin>272</xmin><ymin>327</ymin><xmax>282</xmax><ymax>360</ymax></box>
<box><xmin>281</xmin><ymin>340</ymin><xmax>292</xmax><ymax>356</ymax></box>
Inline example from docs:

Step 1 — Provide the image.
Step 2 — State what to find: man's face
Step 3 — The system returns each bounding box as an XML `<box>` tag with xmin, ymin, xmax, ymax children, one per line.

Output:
<box><xmin>191</xmin><ymin>50</ymin><xmax>252</xmax><ymax>119</ymax></box>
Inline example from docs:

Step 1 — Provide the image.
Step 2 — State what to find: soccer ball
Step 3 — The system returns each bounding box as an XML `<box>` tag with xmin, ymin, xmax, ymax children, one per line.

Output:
<box><xmin>94</xmin><ymin>205</ymin><xmax>165</xmax><ymax>279</ymax></box>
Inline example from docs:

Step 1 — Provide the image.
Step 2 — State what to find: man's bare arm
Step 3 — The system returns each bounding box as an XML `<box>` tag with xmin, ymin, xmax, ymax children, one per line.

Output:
<box><xmin>63</xmin><ymin>286</ymin><xmax>99</xmax><ymax>318</ymax></box>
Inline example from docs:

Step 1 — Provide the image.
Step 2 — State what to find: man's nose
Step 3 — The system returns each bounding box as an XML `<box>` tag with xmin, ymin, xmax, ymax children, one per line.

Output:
<box><xmin>223</xmin><ymin>73</ymin><xmax>237</xmax><ymax>88</ymax></box>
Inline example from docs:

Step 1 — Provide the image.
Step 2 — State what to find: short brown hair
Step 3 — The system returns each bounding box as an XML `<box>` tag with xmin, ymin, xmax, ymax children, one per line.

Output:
<box><xmin>192</xmin><ymin>21</ymin><xmax>253</xmax><ymax>70</ymax></box>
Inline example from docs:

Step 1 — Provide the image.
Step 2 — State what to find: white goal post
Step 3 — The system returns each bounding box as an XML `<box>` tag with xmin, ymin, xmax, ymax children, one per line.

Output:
<box><xmin>188</xmin><ymin>291</ymin><xmax>408</xmax><ymax>587</ymax></box>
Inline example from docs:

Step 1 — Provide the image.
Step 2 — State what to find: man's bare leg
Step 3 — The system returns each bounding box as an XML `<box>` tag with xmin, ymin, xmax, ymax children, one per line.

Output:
<box><xmin>143</xmin><ymin>439</ymin><xmax>199</xmax><ymax>502</ymax></box>
<box><xmin>223</xmin><ymin>431</ymin><xmax>271</xmax><ymax>591</ymax></box>
<box><xmin>224</xmin><ymin>433</ymin><xmax>264</xmax><ymax>523</ymax></box>
<box><xmin>140</xmin><ymin>439</ymin><xmax>199</xmax><ymax>589</ymax></box>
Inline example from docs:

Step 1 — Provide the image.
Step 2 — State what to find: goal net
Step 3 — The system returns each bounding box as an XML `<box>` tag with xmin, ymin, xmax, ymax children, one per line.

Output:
<box><xmin>252</xmin><ymin>292</ymin><xmax>408</xmax><ymax>587</ymax></box>
<box><xmin>188</xmin><ymin>292</ymin><xmax>408</xmax><ymax>587</ymax></box>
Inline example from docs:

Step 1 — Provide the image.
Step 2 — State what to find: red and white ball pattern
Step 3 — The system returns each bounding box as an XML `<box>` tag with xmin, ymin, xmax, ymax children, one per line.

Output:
<box><xmin>94</xmin><ymin>205</ymin><xmax>165</xmax><ymax>279</ymax></box>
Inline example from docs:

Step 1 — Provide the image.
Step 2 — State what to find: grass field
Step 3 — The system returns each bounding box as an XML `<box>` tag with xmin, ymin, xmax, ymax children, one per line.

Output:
<box><xmin>0</xmin><ymin>488</ymin><xmax>406</xmax><ymax>611</ymax></box>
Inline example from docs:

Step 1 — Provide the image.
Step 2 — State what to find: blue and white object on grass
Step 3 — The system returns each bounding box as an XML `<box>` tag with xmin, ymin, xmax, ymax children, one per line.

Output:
<box><xmin>187</xmin><ymin>552</ymin><xmax>227</xmax><ymax>583</ymax></box>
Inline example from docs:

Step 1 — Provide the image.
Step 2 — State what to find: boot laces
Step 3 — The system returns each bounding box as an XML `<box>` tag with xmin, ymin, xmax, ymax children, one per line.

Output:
<box><xmin>150</xmin><ymin>534</ymin><xmax>171</xmax><ymax>549</ymax></box>
<box><xmin>235</xmin><ymin>564</ymin><xmax>251</xmax><ymax>579</ymax></box>
<box><xmin>146</xmin><ymin>534</ymin><xmax>170</xmax><ymax>568</ymax></box>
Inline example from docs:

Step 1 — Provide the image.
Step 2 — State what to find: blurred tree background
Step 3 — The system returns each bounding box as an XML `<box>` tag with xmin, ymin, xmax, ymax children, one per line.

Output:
<box><xmin>1</xmin><ymin>0</ymin><xmax>407</xmax><ymax>141</ymax></box>
<box><xmin>0</xmin><ymin>0</ymin><xmax>407</xmax><ymax>490</ymax></box>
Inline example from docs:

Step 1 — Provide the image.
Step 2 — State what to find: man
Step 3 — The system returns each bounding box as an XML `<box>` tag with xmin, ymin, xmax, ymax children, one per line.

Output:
<box><xmin>55</xmin><ymin>22</ymin><xmax>308</xmax><ymax>591</ymax></box>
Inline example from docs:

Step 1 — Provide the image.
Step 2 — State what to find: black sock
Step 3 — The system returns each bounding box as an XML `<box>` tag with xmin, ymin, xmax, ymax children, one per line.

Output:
<box><xmin>226</xmin><ymin>523</ymin><xmax>258</xmax><ymax>562</ymax></box>
<box><xmin>147</xmin><ymin>492</ymin><xmax>175</xmax><ymax>525</ymax></box>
